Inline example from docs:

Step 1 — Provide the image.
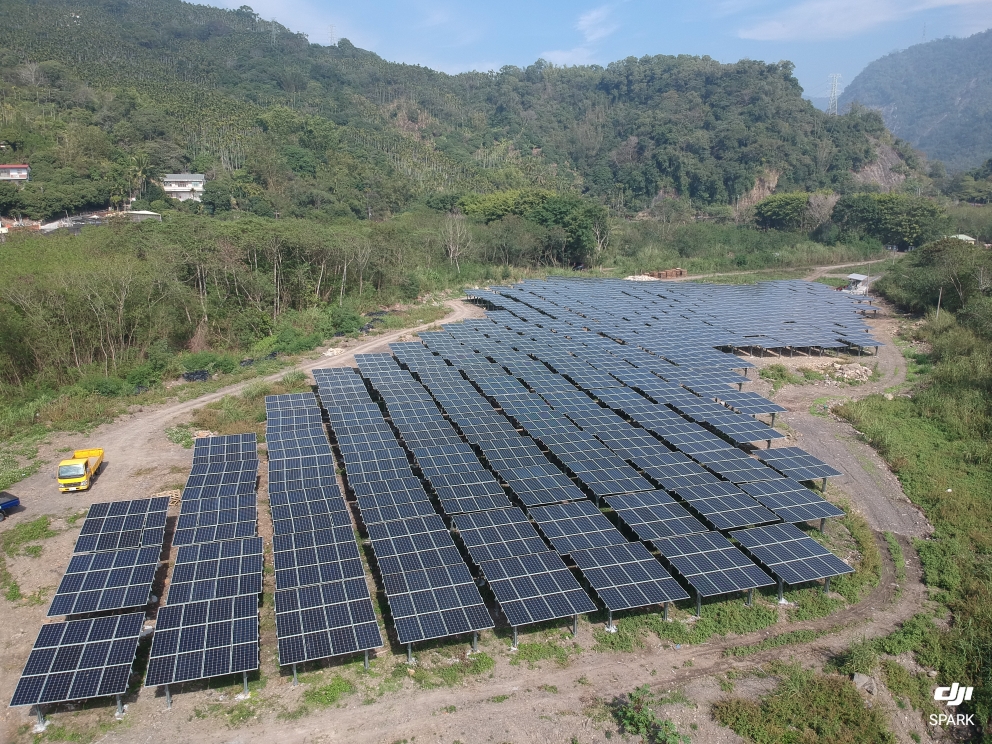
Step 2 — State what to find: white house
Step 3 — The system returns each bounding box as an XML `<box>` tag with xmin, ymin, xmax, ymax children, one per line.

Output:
<box><xmin>161</xmin><ymin>173</ymin><xmax>205</xmax><ymax>202</ymax></box>
<box><xmin>0</xmin><ymin>164</ymin><xmax>30</xmax><ymax>181</ymax></box>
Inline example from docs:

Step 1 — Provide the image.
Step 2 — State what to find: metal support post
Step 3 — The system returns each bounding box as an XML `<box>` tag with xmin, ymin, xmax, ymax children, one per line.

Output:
<box><xmin>36</xmin><ymin>706</ymin><xmax>45</xmax><ymax>728</ymax></box>
<box><xmin>695</xmin><ymin>593</ymin><xmax>701</xmax><ymax>617</ymax></box>
<box><xmin>746</xmin><ymin>589</ymin><xmax>753</xmax><ymax>607</ymax></box>
<box><xmin>511</xmin><ymin>626</ymin><xmax>518</xmax><ymax>650</ymax></box>
<box><xmin>364</xmin><ymin>650</ymin><xmax>370</xmax><ymax>670</ymax></box>
<box><xmin>292</xmin><ymin>664</ymin><xmax>298</xmax><ymax>686</ymax></box>
<box><xmin>819</xmin><ymin>518</ymin><xmax>826</xmax><ymax>534</ymax></box>
<box><xmin>605</xmin><ymin>609</ymin><xmax>616</xmax><ymax>633</ymax></box>
<box><xmin>471</xmin><ymin>631</ymin><xmax>478</xmax><ymax>653</ymax></box>
<box><xmin>164</xmin><ymin>685</ymin><xmax>172</xmax><ymax>709</ymax></box>
<box><xmin>116</xmin><ymin>694</ymin><xmax>123</xmax><ymax>717</ymax></box>
<box><xmin>242</xmin><ymin>671</ymin><xmax>249</xmax><ymax>697</ymax></box>
<box><xmin>767</xmin><ymin>439</ymin><xmax>772</xmax><ymax>449</ymax></box>
<box><xmin>407</xmin><ymin>643</ymin><xmax>413</xmax><ymax>664</ymax></box>
<box><xmin>770</xmin><ymin>413</ymin><xmax>776</xmax><ymax>427</ymax></box>
<box><xmin>572</xmin><ymin>615</ymin><xmax>578</xmax><ymax>637</ymax></box>
<box><xmin>777</xmin><ymin>579</ymin><xmax>786</xmax><ymax>604</ymax></box>
<box><xmin>663</xmin><ymin>602</ymin><xmax>669</xmax><ymax>621</ymax></box>
<box><xmin>820</xmin><ymin>477</ymin><xmax>827</xmax><ymax>493</ymax></box>
<box><xmin>823</xmin><ymin>577</ymin><xmax>831</xmax><ymax>594</ymax></box>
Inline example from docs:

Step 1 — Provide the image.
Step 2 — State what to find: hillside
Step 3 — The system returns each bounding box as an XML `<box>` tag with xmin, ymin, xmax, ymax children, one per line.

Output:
<box><xmin>839</xmin><ymin>29</ymin><xmax>992</xmax><ymax>172</ymax></box>
<box><xmin>0</xmin><ymin>0</ymin><xmax>917</xmax><ymax>221</ymax></box>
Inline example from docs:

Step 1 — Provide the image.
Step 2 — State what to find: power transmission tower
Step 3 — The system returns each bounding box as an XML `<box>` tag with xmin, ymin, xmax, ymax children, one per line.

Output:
<box><xmin>270</xmin><ymin>18</ymin><xmax>277</xmax><ymax>46</ymax></box>
<box><xmin>329</xmin><ymin>25</ymin><xmax>336</xmax><ymax>46</ymax></box>
<box><xmin>922</xmin><ymin>22</ymin><xmax>927</xmax><ymax>42</ymax></box>
<box><xmin>828</xmin><ymin>74</ymin><xmax>841</xmax><ymax>116</ymax></box>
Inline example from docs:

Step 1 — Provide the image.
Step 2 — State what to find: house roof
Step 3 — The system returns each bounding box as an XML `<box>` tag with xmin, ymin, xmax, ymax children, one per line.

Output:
<box><xmin>163</xmin><ymin>173</ymin><xmax>205</xmax><ymax>180</ymax></box>
<box><xmin>951</xmin><ymin>234</ymin><xmax>975</xmax><ymax>241</ymax></box>
<box><xmin>0</xmin><ymin>164</ymin><xmax>30</xmax><ymax>168</ymax></box>
<box><xmin>847</xmin><ymin>273</ymin><xmax>868</xmax><ymax>281</ymax></box>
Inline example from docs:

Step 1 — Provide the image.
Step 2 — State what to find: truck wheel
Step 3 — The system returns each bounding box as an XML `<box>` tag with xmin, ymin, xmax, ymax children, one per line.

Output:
<box><xmin>97</xmin><ymin>462</ymin><xmax>105</xmax><ymax>476</ymax></box>
<box><xmin>0</xmin><ymin>511</ymin><xmax>6</xmax><ymax>522</ymax></box>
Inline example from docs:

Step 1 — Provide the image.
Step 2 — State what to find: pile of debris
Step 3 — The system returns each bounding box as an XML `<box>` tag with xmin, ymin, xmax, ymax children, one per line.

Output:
<box><xmin>831</xmin><ymin>362</ymin><xmax>874</xmax><ymax>382</ymax></box>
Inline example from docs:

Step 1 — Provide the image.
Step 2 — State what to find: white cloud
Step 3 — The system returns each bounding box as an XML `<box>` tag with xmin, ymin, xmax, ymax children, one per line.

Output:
<box><xmin>540</xmin><ymin>46</ymin><xmax>599</xmax><ymax>65</ymax></box>
<box><xmin>577</xmin><ymin>5</ymin><xmax>620</xmax><ymax>42</ymax></box>
<box><xmin>739</xmin><ymin>0</ymin><xmax>991</xmax><ymax>41</ymax></box>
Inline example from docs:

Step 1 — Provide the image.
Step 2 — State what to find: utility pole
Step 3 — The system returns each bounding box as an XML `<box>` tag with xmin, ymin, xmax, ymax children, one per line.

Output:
<box><xmin>828</xmin><ymin>74</ymin><xmax>841</xmax><ymax>116</ymax></box>
<box><xmin>270</xmin><ymin>18</ymin><xmax>277</xmax><ymax>46</ymax></box>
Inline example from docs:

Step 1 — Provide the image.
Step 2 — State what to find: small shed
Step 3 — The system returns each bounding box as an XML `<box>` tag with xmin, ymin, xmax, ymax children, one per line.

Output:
<box><xmin>950</xmin><ymin>234</ymin><xmax>976</xmax><ymax>244</ymax></box>
<box><xmin>121</xmin><ymin>210</ymin><xmax>162</xmax><ymax>223</ymax></box>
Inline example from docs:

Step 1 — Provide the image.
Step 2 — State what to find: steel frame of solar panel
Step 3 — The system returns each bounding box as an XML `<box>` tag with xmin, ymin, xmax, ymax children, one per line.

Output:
<box><xmin>145</xmin><ymin>596</ymin><xmax>259</xmax><ymax>688</ymax></box>
<box><xmin>754</xmin><ymin>446</ymin><xmax>844</xmax><ymax>485</ymax></box>
<box><xmin>167</xmin><ymin>537</ymin><xmax>264</xmax><ymax>605</ymax></box>
<box><xmin>730</xmin><ymin>522</ymin><xmax>853</xmax><ymax>600</ymax></box>
<box><xmin>10</xmin><ymin>612</ymin><xmax>144</xmax><ymax>708</ymax></box>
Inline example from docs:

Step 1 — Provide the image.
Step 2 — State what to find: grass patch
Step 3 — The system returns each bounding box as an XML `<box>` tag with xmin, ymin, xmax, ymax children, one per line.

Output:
<box><xmin>611</xmin><ymin>685</ymin><xmax>691</xmax><ymax>743</ymax></box>
<box><xmin>374</xmin><ymin>303</ymin><xmax>449</xmax><ymax>331</ymax></box>
<box><xmin>759</xmin><ymin>363</ymin><xmax>825</xmax><ymax>391</ymax></box>
<box><xmin>489</xmin><ymin>694</ymin><xmax>511</xmax><ymax>703</ymax></box>
<box><xmin>510</xmin><ymin>634</ymin><xmax>579</xmax><ymax>668</ymax></box>
<box><xmin>724</xmin><ymin>629</ymin><xmax>828</xmax><ymax>657</ymax></box>
<box><xmin>713</xmin><ymin>664</ymin><xmax>896</xmax><ymax>743</ymax></box>
<box><xmin>410</xmin><ymin>651</ymin><xmax>496</xmax><ymax>688</ymax></box>
<box><xmin>302</xmin><ymin>675</ymin><xmax>355</xmax><ymax>707</ymax></box>
<box><xmin>188</xmin><ymin>371</ymin><xmax>312</xmax><ymax>441</ymax></box>
<box><xmin>593</xmin><ymin>600</ymin><xmax>778</xmax><ymax>653</ymax></box>
<box><xmin>884</xmin><ymin>532</ymin><xmax>906</xmax><ymax>586</ymax></box>
<box><xmin>1</xmin><ymin>515</ymin><xmax>60</xmax><ymax>601</ymax></box>
<box><xmin>165</xmin><ymin>424</ymin><xmax>194</xmax><ymax>448</ymax></box>
<box><xmin>881</xmin><ymin>660</ymin><xmax>938</xmax><ymax>717</ymax></box>
<box><xmin>786</xmin><ymin>587</ymin><xmax>845</xmax><ymax>621</ymax></box>
<box><xmin>829</xmin><ymin>504</ymin><xmax>880</xmax><ymax>604</ymax></box>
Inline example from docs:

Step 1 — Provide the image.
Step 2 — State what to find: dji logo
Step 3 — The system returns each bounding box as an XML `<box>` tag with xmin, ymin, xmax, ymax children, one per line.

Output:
<box><xmin>930</xmin><ymin>683</ymin><xmax>975</xmax><ymax>727</ymax></box>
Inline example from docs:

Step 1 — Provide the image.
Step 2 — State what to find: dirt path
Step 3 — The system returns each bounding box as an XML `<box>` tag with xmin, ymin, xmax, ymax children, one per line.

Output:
<box><xmin>661</xmin><ymin>258</ymin><xmax>893</xmax><ymax>283</ymax></box>
<box><xmin>0</xmin><ymin>298</ymin><xmax>484</xmax><ymax>522</ymax></box>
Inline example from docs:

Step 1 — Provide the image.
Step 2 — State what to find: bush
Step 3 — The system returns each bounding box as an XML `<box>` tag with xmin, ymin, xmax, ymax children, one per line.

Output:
<box><xmin>77</xmin><ymin>374</ymin><xmax>126</xmax><ymax>397</ymax></box>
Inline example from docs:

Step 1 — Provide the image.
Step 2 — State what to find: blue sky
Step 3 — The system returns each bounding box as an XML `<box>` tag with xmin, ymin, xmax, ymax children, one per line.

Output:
<box><xmin>222</xmin><ymin>0</ymin><xmax>992</xmax><ymax>98</ymax></box>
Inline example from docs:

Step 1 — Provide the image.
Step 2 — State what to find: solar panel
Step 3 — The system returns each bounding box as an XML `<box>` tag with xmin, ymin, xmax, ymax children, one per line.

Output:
<box><xmin>606</xmin><ymin>491</ymin><xmax>709</xmax><ymax>540</ymax></box>
<box><xmin>192</xmin><ymin>434</ymin><xmax>258</xmax><ymax>464</ymax></box>
<box><xmin>755</xmin><ymin>446</ymin><xmax>843</xmax><ymax>482</ymax></box>
<box><xmin>145</xmin><ymin>596</ymin><xmax>259</xmax><ymax>687</ymax></box>
<box><xmin>173</xmin><ymin>493</ymin><xmax>258</xmax><ymax>546</ymax></box>
<box><xmin>739</xmin><ymin>478</ymin><xmax>845</xmax><ymax>523</ymax></box>
<box><xmin>652</xmin><ymin>531</ymin><xmax>774</xmax><ymax>597</ymax></box>
<box><xmin>167</xmin><ymin>538</ymin><xmax>264</xmax><ymax>605</ymax></box>
<box><xmin>477</xmin><ymin>552</ymin><xmax>596</xmax><ymax>626</ymax></box>
<box><xmin>10</xmin><ymin>613</ymin><xmax>144</xmax><ymax>706</ymax></box>
<box><xmin>671</xmin><ymin>481</ymin><xmax>780</xmax><ymax>531</ymax></box>
<box><xmin>528</xmin><ymin>501</ymin><xmax>629</xmax><ymax>554</ymax></box>
<box><xmin>49</xmin><ymin>546</ymin><xmax>160</xmax><ymax>617</ymax></box>
<box><xmin>272</xmin><ymin>528</ymin><xmax>364</xmax><ymax>591</ymax></box>
<box><xmin>731</xmin><ymin>523</ymin><xmax>853</xmax><ymax>585</ymax></box>
<box><xmin>570</xmin><ymin>542</ymin><xmax>690</xmax><ymax>609</ymax></box>
<box><xmin>73</xmin><ymin>497</ymin><xmax>168</xmax><ymax>554</ymax></box>
<box><xmin>452</xmin><ymin>507</ymin><xmax>548</xmax><ymax>563</ymax></box>
<box><xmin>275</xmin><ymin>580</ymin><xmax>383</xmax><ymax>665</ymax></box>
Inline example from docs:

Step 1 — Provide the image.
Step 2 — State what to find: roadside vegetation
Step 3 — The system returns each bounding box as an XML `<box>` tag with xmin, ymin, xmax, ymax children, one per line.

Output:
<box><xmin>835</xmin><ymin>235</ymin><xmax>992</xmax><ymax>728</ymax></box>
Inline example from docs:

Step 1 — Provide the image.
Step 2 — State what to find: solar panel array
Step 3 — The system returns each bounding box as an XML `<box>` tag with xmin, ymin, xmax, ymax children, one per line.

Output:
<box><xmin>264</xmin><ymin>393</ymin><xmax>382</xmax><ymax>666</ymax></box>
<box><xmin>350</xmin><ymin>354</ymin><xmax>688</xmax><ymax>615</ymax></box>
<box><xmin>10</xmin><ymin>613</ymin><xmax>145</xmax><ymax>707</ymax></box>
<box><xmin>144</xmin><ymin>434</ymin><xmax>262</xmax><ymax>688</ymax></box>
<box><xmin>72</xmin><ymin>497</ymin><xmax>168</xmax><ymax>554</ymax></box>
<box><xmin>372</xmin><ymin>276</ymin><xmax>858</xmax><ymax>606</ymax></box>
<box><xmin>314</xmin><ymin>368</ymin><xmax>492</xmax><ymax>645</ymax></box>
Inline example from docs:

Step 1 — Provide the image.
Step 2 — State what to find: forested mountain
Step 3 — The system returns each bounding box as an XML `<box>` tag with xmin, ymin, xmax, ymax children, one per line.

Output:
<box><xmin>0</xmin><ymin>0</ymin><xmax>916</xmax><ymax>221</ymax></box>
<box><xmin>839</xmin><ymin>29</ymin><xmax>992</xmax><ymax>172</ymax></box>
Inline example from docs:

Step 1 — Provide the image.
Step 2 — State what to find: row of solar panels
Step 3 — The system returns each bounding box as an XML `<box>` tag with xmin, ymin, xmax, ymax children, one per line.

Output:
<box><xmin>264</xmin><ymin>392</ymin><xmax>383</xmax><ymax>667</ymax></box>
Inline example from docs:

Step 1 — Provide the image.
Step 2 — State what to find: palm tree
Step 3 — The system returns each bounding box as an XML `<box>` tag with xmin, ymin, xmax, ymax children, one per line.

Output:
<box><xmin>128</xmin><ymin>153</ymin><xmax>156</xmax><ymax>200</ymax></box>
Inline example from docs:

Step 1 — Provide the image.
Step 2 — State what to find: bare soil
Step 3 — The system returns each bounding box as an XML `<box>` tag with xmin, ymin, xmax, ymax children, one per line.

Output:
<box><xmin>0</xmin><ymin>294</ymin><xmax>938</xmax><ymax>744</ymax></box>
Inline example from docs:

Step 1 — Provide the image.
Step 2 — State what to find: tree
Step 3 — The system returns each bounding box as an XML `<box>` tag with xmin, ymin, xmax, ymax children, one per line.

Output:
<box><xmin>754</xmin><ymin>193</ymin><xmax>809</xmax><ymax>231</ymax></box>
<box><xmin>440</xmin><ymin>213</ymin><xmax>471</xmax><ymax>273</ymax></box>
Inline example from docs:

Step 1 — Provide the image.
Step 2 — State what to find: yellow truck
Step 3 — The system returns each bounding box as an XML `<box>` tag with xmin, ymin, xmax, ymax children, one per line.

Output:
<box><xmin>57</xmin><ymin>449</ymin><xmax>104</xmax><ymax>492</ymax></box>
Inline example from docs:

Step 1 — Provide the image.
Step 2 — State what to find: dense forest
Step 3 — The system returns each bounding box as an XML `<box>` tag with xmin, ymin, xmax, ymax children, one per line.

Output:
<box><xmin>840</xmin><ymin>28</ymin><xmax>992</xmax><ymax>172</ymax></box>
<box><xmin>0</xmin><ymin>0</ymin><xmax>924</xmax><ymax>222</ymax></box>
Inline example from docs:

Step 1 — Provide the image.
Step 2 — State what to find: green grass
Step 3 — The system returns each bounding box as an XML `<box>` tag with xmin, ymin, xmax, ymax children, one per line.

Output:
<box><xmin>593</xmin><ymin>600</ymin><xmax>778</xmax><ymax>653</ymax></box>
<box><xmin>165</xmin><ymin>424</ymin><xmax>194</xmax><ymax>448</ymax></box>
<box><xmin>1</xmin><ymin>516</ymin><xmax>60</xmax><ymax>601</ymax></box>
<box><xmin>302</xmin><ymin>675</ymin><xmax>355</xmax><ymax>707</ymax></box>
<box><xmin>188</xmin><ymin>371</ymin><xmax>313</xmax><ymax>442</ymax></box>
<box><xmin>884</xmin><ymin>533</ymin><xmax>906</xmax><ymax>586</ymax></box>
<box><xmin>611</xmin><ymin>685</ymin><xmax>691</xmax><ymax>744</ymax></box>
<box><xmin>712</xmin><ymin>664</ymin><xmax>896</xmax><ymax>743</ymax></box>
<box><xmin>881</xmin><ymin>660</ymin><xmax>938</xmax><ymax>717</ymax></box>
<box><xmin>409</xmin><ymin>651</ymin><xmax>496</xmax><ymax>688</ymax></box>
<box><xmin>829</xmin><ymin>505</ymin><xmax>881</xmax><ymax>604</ymax></box>
<box><xmin>759</xmin><ymin>363</ymin><xmax>825</xmax><ymax>391</ymax></box>
<box><xmin>786</xmin><ymin>588</ymin><xmax>845</xmax><ymax>621</ymax></box>
<box><xmin>724</xmin><ymin>629</ymin><xmax>828</xmax><ymax>657</ymax></box>
<box><xmin>511</xmin><ymin>638</ymin><xmax>577</xmax><ymax>668</ymax></box>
